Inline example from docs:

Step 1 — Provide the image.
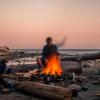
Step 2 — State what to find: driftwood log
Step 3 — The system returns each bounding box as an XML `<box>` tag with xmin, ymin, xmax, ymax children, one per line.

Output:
<box><xmin>61</xmin><ymin>62</ymin><xmax>82</xmax><ymax>74</ymax></box>
<box><xmin>3</xmin><ymin>74</ymin><xmax>32</xmax><ymax>81</ymax></box>
<box><xmin>10</xmin><ymin>80</ymin><xmax>72</xmax><ymax>100</ymax></box>
<box><xmin>61</xmin><ymin>52</ymin><xmax>100</xmax><ymax>62</ymax></box>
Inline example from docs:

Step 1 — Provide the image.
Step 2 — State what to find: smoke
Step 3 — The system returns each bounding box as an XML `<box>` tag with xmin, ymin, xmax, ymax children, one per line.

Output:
<box><xmin>56</xmin><ymin>37</ymin><xmax>67</xmax><ymax>47</ymax></box>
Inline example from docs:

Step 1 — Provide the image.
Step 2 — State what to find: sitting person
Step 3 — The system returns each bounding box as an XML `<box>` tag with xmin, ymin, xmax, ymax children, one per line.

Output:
<box><xmin>37</xmin><ymin>37</ymin><xmax>59</xmax><ymax>68</ymax></box>
<box><xmin>0</xmin><ymin>58</ymin><xmax>14</xmax><ymax>94</ymax></box>
<box><xmin>0</xmin><ymin>58</ymin><xmax>7</xmax><ymax>93</ymax></box>
<box><xmin>0</xmin><ymin>58</ymin><xmax>7</xmax><ymax>76</ymax></box>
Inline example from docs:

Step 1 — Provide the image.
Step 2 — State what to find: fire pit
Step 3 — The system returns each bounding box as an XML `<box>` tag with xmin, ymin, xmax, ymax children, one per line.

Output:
<box><xmin>42</xmin><ymin>55</ymin><xmax>63</xmax><ymax>75</ymax></box>
<box><xmin>25</xmin><ymin>55</ymin><xmax>75</xmax><ymax>85</ymax></box>
<box><xmin>4</xmin><ymin>55</ymin><xmax>76</xmax><ymax>85</ymax></box>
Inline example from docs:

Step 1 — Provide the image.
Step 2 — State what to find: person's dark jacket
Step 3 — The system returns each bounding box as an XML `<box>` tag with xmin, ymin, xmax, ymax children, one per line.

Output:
<box><xmin>42</xmin><ymin>44</ymin><xmax>58</xmax><ymax>63</ymax></box>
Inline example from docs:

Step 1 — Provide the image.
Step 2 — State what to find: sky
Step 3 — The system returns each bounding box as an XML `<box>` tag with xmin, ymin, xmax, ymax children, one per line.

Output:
<box><xmin>0</xmin><ymin>0</ymin><xmax>100</xmax><ymax>49</ymax></box>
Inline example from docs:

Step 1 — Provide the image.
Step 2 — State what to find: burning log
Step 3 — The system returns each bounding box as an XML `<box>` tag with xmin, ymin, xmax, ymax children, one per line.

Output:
<box><xmin>61</xmin><ymin>53</ymin><xmax>100</xmax><ymax>62</ymax></box>
<box><xmin>42</xmin><ymin>55</ymin><xmax>63</xmax><ymax>75</ymax></box>
<box><xmin>11</xmin><ymin>80</ymin><xmax>72</xmax><ymax>100</ymax></box>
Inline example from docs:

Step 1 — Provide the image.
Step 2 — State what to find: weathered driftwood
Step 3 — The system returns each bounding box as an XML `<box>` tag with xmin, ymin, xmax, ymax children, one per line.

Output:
<box><xmin>61</xmin><ymin>52</ymin><xmax>100</xmax><ymax>62</ymax></box>
<box><xmin>3</xmin><ymin>74</ymin><xmax>32</xmax><ymax>82</ymax></box>
<box><xmin>12</xmin><ymin>80</ymin><xmax>72</xmax><ymax>100</ymax></box>
<box><xmin>61</xmin><ymin>62</ymin><xmax>82</xmax><ymax>74</ymax></box>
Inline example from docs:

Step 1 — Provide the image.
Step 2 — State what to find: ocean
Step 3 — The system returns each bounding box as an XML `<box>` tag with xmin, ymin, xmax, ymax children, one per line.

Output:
<box><xmin>12</xmin><ymin>49</ymin><xmax>100</xmax><ymax>55</ymax></box>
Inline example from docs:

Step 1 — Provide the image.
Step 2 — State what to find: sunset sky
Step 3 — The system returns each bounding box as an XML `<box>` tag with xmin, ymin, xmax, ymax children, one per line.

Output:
<box><xmin>0</xmin><ymin>0</ymin><xmax>100</xmax><ymax>49</ymax></box>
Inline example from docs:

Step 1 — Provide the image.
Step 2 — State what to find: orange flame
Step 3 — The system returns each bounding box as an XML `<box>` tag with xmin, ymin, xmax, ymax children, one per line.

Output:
<box><xmin>42</xmin><ymin>55</ymin><xmax>63</xmax><ymax>75</ymax></box>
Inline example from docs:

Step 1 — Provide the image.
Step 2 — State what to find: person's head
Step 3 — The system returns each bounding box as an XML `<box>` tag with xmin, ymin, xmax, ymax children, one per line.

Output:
<box><xmin>46</xmin><ymin>37</ymin><xmax>52</xmax><ymax>46</ymax></box>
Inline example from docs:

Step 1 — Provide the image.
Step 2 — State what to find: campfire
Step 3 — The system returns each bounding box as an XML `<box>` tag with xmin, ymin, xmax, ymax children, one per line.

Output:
<box><xmin>3</xmin><ymin>55</ymin><xmax>73</xmax><ymax>100</ymax></box>
<box><xmin>22</xmin><ymin>55</ymin><xmax>74</xmax><ymax>83</ymax></box>
<box><xmin>42</xmin><ymin>55</ymin><xmax>63</xmax><ymax>75</ymax></box>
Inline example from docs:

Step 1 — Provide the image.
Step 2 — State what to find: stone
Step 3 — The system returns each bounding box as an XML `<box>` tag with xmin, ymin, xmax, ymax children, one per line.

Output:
<box><xmin>82</xmin><ymin>61</ymin><xmax>95</xmax><ymax>68</ymax></box>
<box><xmin>81</xmin><ymin>86</ymin><xmax>88</xmax><ymax>91</ymax></box>
<box><xmin>77</xmin><ymin>75</ymin><xmax>88</xmax><ymax>83</ymax></box>
<box><xmin>68</xmin><ymin>84</ymin><xmax>81</xmax><ymax>91</ymax></box>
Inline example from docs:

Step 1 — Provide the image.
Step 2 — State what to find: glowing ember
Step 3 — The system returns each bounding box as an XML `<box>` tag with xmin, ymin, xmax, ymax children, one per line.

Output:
<box><xmin>42</xmin><ymin>55</ymin><xmax>63</xmax><ymax>75</ymax></box>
